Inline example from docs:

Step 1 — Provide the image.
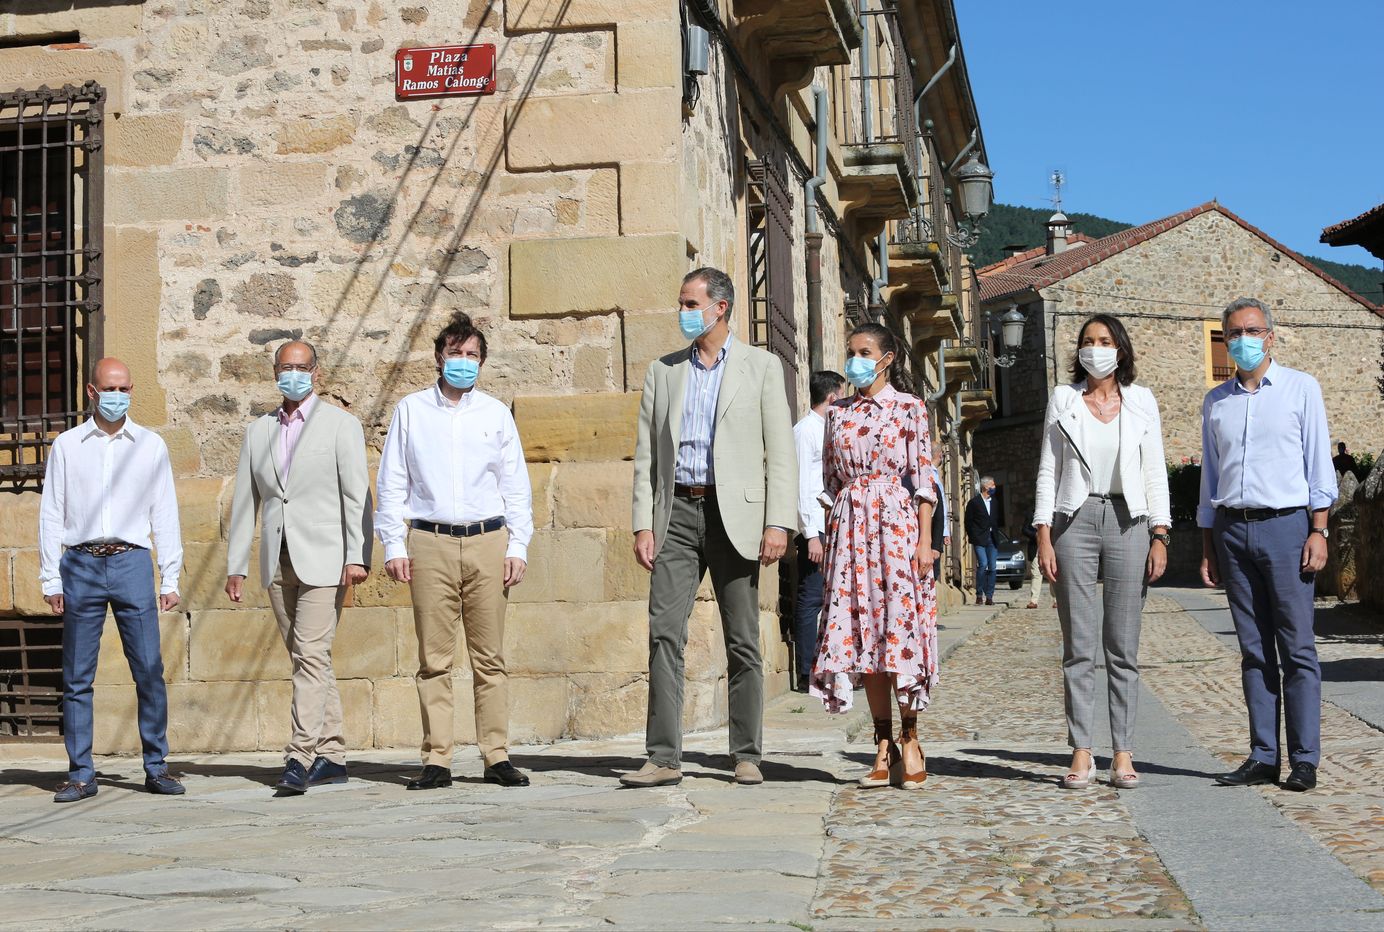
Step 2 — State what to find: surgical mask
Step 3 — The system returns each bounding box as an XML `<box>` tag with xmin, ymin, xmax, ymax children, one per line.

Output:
<box><xmin>442</xmin><ymin>357</ymin><xmax>480</xmax><ymax>389</ymax></box>
<box><xmin>845</xmin><ymin>355</ymin><xmax>884</xmax><ymax>389</ymax></box>
<box><xmin>96</xmin><ymin>391</ymin><xmax>130</xmax><ymax>422</ymax></box>
<box><xmin>678</xmin><ymin>304</ymin><xmax>718</xmax><ymax>340</ymax></box>
<box><xmin>1078</xmin><ymin>346</ymin><xmax>1119</xmax><ymax>379</ymax></box>
<box><xmin>1227</xmin><ymin>335</ymin><xmax>1266</xmax><ymax>372</ymax></box>
<box><xmin>276</xmin><ymin>371</ymin><xmax>313</xmax><ymax>402</ymax></box>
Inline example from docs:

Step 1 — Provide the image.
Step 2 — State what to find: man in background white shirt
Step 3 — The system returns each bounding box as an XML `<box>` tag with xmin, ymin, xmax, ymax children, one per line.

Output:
<box><xmin>38</xmin><ymin>358</ymin><xmax>184</xmax><ymax>803</ymax></box>
<box><xmin>376</xmin><ymin>313</ymin><xmax>534</xmax><ymax>791</ymax></box>
<box><xmin>790</xmin><ymin>371</ymin><xmax>843</xmax><ymax>692</ymax></box>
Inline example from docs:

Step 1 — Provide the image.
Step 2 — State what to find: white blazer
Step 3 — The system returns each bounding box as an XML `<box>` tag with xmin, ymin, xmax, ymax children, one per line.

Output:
<box><xmin>1033</xmin><ymin>382</ymin><xmax>1172</xmax><ymax>528</ymax></box>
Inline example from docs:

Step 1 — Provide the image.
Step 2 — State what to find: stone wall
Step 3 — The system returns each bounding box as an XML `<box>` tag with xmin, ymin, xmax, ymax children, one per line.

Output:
<box><xmin>1352</xmin><ymin>460</ymin><xmax>1384</xmax><ymax>612</ymax></box>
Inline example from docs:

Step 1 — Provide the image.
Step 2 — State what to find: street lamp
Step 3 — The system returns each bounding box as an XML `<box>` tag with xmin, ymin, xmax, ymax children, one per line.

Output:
<box><xmin>914</xmin><ymin>151</ymin><xmax>994</xmax><ymax>250</ymax></box>
<box><xmin>989</xmin><ymin>303</ymin><xmax>1027</xmax><ymax>368</ymax></box>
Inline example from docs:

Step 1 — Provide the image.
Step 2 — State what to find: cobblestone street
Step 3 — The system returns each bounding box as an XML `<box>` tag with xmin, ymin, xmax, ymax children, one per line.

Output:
<box><xmin>2</xmin><ymin>591</ymin><xmax>1381</xmax><ymax>931</ymax></box>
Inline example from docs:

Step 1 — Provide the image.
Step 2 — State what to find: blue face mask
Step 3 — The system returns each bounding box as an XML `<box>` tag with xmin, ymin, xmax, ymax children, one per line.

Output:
<box><xmin>442</xmin><ymin>357</ymin><xmax>480</xmax><ymax>389</ymax></box>
<box><xmin>276</xmin><ymin>371</ymin><xmax>313</xmax><ymax>402</ymax></box>
<box><xmin>678</xmin><ymin>303</ymin><xmax>719</xmax><ymax>341</ymax></box>
<box><xmin>845</xmin><ymin>355</ymin><xmax>889</xmax><ymax>389</ymax></box>
<box><xmin>1227</xmin><ymin>335</ymin><xmax>1266</xmax><ymax>372</ymax></box>
<box><xmin>96</xmin><ymin>390</ymin><xmax>130</xmax><ymax>422</ymax></box>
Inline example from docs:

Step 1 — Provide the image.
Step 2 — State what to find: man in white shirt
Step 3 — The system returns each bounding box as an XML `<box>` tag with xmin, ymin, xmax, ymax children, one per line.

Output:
<box><xmin>376</xmin><ymin>313</ymin><xmax>534</xmax><ymax>790</ymax></box>
<box><xmin>791</xmin><ymin>371</ymin><xmax>843</xmax><ymax>692</ymax></box>
<box><xmin>38</xmin><ymin>358</ymin><xmax>185</xmax><ymax>803</ymax></box>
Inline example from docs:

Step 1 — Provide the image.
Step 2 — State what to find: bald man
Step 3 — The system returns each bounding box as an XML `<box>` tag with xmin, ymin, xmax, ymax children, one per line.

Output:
<box><xmin>39</xmin><ymin>358</ymin><xmax>185</xmax><ymax>803</ymax></box>
<box><xmin>226</xmin><ymin>341</ymin><xmax>371</xmax><ymax>795</ymax></box>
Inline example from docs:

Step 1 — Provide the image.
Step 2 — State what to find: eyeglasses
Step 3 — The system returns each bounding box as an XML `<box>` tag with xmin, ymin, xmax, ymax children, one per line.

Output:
<box><xmin>1226</xmin><ymin>327</ymin><xmax>1270</xmax><ymax>340</ymax></box>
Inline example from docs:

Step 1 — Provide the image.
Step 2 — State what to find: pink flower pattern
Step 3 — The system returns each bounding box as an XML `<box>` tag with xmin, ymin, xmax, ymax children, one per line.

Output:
<box><xmin>809</xmin><ymin>385</ymin><xmax>939</xmax><ymax>714</ymax></box>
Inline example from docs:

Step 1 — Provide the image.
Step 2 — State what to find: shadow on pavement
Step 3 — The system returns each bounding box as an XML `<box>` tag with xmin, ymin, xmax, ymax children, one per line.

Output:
<box><xmin>514</xmin><ymin>751</ymin><xmax>842</xmax><ymax>785</ymax></box>
<box><xmin>960</xmin><ymin>747</ymin><xmax>1217</xmax><ymax>781</ymax></box>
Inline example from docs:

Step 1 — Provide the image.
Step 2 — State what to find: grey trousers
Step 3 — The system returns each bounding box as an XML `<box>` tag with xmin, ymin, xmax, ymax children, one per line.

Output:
<box><xmin>646</xmin><ymin>494</ymin><xmax>763</xmax><ymax>768</ymax></box>
<box><xmin>1052</xmin><ymin>495</ymin><xmax>1150</xmax><ymax>752</ymax></box>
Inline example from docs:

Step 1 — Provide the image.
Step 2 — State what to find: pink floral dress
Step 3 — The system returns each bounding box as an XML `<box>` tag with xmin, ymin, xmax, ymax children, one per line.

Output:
<box><xmin>809</xmin><ymin>385</ymin><xmax>939</xmax><ymax>714</ymax></box>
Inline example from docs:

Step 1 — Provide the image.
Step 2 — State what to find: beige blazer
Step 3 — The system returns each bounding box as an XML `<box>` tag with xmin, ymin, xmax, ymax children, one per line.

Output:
<box><xmin>227</xmin><ymin>399</ymin><xmax>372</xmax><ymax>589</ymax></box>
<box><xmin>632</xmin><ymin>339</ymin><xmax>798</xmax><ymax>562</ymax></box>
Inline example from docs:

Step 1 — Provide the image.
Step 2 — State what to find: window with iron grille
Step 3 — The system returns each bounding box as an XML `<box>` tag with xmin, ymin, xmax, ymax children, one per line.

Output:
<box><xmin>1</xmin><ymin>81</ymin><xmax>105</xmax><ymax>491</ymax></box>
<box><xmin>0</xmin><ymin>615</ymin><xmax>63</xmax><ymax>740</ymax></box>
<box><xmin>745</xmin><ymin>156</ymin><xmax>798</xmax><ymax>411</ymax></box>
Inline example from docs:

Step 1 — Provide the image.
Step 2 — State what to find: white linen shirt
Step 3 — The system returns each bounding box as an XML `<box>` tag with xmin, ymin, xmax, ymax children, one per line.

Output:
<box><xmin>792</xmin><ymin>409</ymin><xmax>827</xmax><ymax>537</ymax></box>
<box><xmin>38</xmin><ymin>418</ymin><xmax>183</xmax><ymax>597</ymax></box>
<box><xmin>375</xmin><ymin>384</ymin><xmax>533</xmax><ymax>563</ymax></box>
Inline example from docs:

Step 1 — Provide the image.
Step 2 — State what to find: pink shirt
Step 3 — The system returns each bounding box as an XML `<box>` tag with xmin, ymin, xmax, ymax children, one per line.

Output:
<box><xmin>276</xmin><ymin>392</ymin><xmax>317</xmax><ymax>478</ymax></box>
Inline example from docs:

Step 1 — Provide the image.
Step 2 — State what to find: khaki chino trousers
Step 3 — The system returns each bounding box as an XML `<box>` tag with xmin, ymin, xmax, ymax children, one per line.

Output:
<box><xmin>267</xmin><ymin>549</ymin><xmax>347</xmax><ymax>768</ymax></box>
<box><xmin>407</xmin><ymin>526</ymin><xmax>510</xmax><ymax>767</ymax></box>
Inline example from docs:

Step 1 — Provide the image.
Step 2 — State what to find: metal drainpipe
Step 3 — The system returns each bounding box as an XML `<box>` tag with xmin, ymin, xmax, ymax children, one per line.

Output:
<box><xmin>805</xmin><ymin>85</ymin><xmax>828</xmax><ymax>371</ymax></box>
<box><xmin>859</xmin><ymin>0</ymin><xmax>873</xmax><ymax>143</ymax></box>
<box><xmin>870</xmin><ymin>229</ymin><xmax>888</xmax><ymax>308</ymax></box>
<box><xmin>947</xmin><ymin>128</ymin><xmax>978</xmax><ymax>174</ymax></box>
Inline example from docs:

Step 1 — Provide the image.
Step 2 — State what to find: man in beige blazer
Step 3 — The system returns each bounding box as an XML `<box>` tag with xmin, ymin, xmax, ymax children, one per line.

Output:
<box><xmin>624</xmin><ymin>267</ymin><xmax>798</xmax><ymax>788</ymax></box>
<box><xmin>225</xmin><ymin>340</ymin><xmax>371</xmax><ymax>795</ymax></box>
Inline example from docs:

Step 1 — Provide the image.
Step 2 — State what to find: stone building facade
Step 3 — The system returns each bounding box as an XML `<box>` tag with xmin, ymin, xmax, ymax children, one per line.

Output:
<box><xmin>973</xmin><ymin>202</ymin><xmax>1384</xmax><ymax>539</ymax></box>
<box><xmin>0</xmin><ymin>0</ymin><xmax>997</xmax><ymax>755</ymax></box>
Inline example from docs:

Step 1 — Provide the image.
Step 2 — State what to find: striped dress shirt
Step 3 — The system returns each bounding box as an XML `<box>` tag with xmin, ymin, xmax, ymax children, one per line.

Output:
<box><xmin>674</xmin><ymin>335</ymin><xmax>732</xmax><ymax>486</ymax></box>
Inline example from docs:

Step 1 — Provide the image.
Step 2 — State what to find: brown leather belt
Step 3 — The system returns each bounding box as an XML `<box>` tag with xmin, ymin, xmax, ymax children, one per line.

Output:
<box><xmin>674</xmin><ymin>484</ymin><xmax>716</xmax><ymax>499</ymax></box>
<box><xmin>70</xmin><ymin>541</ymin><xmax>140</xmax><ymax>557</ymax></box>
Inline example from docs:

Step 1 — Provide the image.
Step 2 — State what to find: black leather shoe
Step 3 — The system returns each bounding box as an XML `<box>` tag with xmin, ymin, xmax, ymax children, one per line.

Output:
<box><xmin>1215</xmin><ymin>758</ymin><xmax>1279</xmax><ymax>787</ymax></box>
<box><xmin>54</xmin><ymin>779</ymin><xmax>98</xmax><ymax>803</ymax></box>
<box><xmin>1283</xmin><ymin>762</ymin><xmax>1317</xmax><ymax>792</ymax></box>
<box><xmin>274</xmin><ymin>760</ymin><xmax>308</xmax><ymax>795</ymax></box>
<box><xmin>145</xmin><ymin>771</ymin><xmax>186</xmax><ymax>795</ymax></box>
<box><xmin>306</xmin><ymin>757</ymin><xmax>348</xmax><ymax>787</ymax></box>
<box><xmin>483</xmin><ymin>760</ymin><xmax>530</xmax><ymax>787</ymax></box>
<box><xmin>406</xmin><ymin>764</ymin><xmax>453</xmax><ymax>790</ymax></box>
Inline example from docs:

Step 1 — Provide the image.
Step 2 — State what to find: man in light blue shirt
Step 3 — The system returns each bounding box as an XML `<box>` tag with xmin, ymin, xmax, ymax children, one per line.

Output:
<box><xmin>1198</xmin><ymin>297</ymin><xmax>1336</xmax><ymax>792</ymax></box>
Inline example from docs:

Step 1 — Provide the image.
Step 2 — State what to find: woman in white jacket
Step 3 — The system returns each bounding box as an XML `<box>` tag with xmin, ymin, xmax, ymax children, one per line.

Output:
<box><xmin>1034</xmin><ymin>314</ymin><xmax>1171</xmax><ymax>790</ymax></box>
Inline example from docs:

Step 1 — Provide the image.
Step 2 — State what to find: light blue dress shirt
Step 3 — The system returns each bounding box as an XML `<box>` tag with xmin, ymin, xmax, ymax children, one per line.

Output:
<box><xmin>674</xmin><ymin>335</ymin><xmax>731</xmax><ymax>486</ymax></box>
<box><xmin>1197</xmin><ymin>360</ymin><xmax>1338</xmax><ymax>528</ymax></box>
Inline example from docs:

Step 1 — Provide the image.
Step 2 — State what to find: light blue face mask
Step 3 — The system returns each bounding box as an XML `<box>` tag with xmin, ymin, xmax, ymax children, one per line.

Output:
<box><xmin>678</xmin><ymin>303</ymin><xmax>719</xmax><ymax>341</ymax></box>
<box><xmin>442</xmin><ymin>357</ymin><xmax>480</xmax><ymax>389</ymax></box>
<box><xmin>96</xmin><ymin>390</ymin><xmax>130</xmax><ymax>422</ymax></box>
<box><xmin>1227</xmin><ymin>335</ymin><xmax>1266</xmax><ymax>372</ymax></box>
<box><xmin>276</xmin><ymin>371</ymin><xmax>313</xmax><ymax>402</ymax></box>
<box><xmin>845</xmin><ymin>354</ymin><xmax>891</xmax><ymax>389</ymax></box>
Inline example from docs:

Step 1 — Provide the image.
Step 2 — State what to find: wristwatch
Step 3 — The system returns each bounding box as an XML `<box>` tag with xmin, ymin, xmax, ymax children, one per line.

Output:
<box><xmin>1310</xmin><ymin>527</ymin><xmax>1329</xmax><ymax>539</ymax></box>
<box><xmin>1150</xmin><ymin>531</ymin><xmax>1171</xmax><ymax>546</ymax></box>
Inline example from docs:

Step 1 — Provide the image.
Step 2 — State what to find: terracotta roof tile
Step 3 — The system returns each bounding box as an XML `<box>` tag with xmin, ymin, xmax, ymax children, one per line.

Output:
<box><xmin>1321</xmin><ymin>202</ymin><xmax>1384</xmax><ymax>242</ymax></box>
<box><xmin>978</xmin><ymin>202</ymin><xmax>1380</xmax><ymax>315</ymax></box>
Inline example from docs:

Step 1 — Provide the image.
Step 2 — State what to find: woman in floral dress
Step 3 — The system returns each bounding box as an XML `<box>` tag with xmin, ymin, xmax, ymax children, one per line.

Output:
<box><xmin>809</xmin><ymin>323</ymin><xmax>937</xmax><ymax>790</ymax></box>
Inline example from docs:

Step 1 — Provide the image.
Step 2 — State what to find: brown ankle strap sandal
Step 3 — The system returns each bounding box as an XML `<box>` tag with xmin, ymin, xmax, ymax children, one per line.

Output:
<box><xmin>898</xmin><ymin>718</ymin><xmax>927</xmax><ymax>789</ymax></box>
<box><xmin>860</xmin><ymin>718</ymin><xmax>901</xmax><ymax>789</ymax></box>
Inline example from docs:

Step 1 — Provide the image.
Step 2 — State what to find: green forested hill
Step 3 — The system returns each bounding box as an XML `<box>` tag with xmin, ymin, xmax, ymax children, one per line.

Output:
<box><xmin>972</xmin><ymin>203</ymin><xmax>1382</xmax><ymax>303</ymax></box>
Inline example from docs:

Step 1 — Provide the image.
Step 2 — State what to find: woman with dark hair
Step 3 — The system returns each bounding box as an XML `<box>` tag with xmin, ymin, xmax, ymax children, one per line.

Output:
<box><xmin>810</xmin><ymin>322</ymin><xmax>937</xmax><ymax>790</ymax></box>
<box><xmin>1034</xmin><ymin>314</ymin><xmax>1171</xmax><ymax>790</ymax></box>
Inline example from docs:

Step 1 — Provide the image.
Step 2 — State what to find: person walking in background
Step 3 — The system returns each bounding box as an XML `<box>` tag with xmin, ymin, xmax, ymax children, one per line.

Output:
<box><xmin>1022</xmin><ymin>512</ymin><xmax>1042</xmax><ymax>609</ymax></box>
<box><xmin>38</xmin><ymin>358</ymin><xmax>185</xmax><ymax>803</ymax></box>
<box><xmin>929</xmin><ymin>465</ymin><xmax>948</xmax><ymax>585</ymax></box>
<box><xmin>626</xmin><ymin>267</ymin><xmax>797</xmax><ymax>788</ymax></box>
<box><xmin>965</xmin><ymin>476</ymin><xmax>1002</xmax><ymax>605</ymax></box>
<box><xmin>225</xmin><ymin>340</ymin><xmax>371</xmax><ymax>796</ymax></box>
<box><xmin>1331</xmin><ymin>441</ymin><xmax>1354</xmax><ymax>478</ymax></box>
<box><xmin>1034</xmin><ymin>314</ymin><xmax>1170</xmax><ymax>790</ymax></box>
<box><xmin>1200</xmin><ymin>298</ymin><xmax>1336</xmax><ymax>793</ymax></box>
<box><xmin>811</xmin><ymin>323</ymin><xmax>936</xmax><ymax>790</ymax></box>
<box><xmin>376</xmin><ymin>312</ymin><xmax>534</xmax><ymax>791</ymax></box>
<box><xmin>790</xmin><ymin>370</ymin><xmax>844</xmax><ymax>692</ymax></box>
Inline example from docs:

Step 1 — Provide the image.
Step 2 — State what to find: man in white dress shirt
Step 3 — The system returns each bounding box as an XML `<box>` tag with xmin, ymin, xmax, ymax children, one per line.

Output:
<box><xmin>38</xmin><ymin>358</ymin><xmax>185</xmax><ymax>803</ymax></box>
<box><xmin>376</xmin><ymin>313</ymin><xmax>534</xmax><ymax>790</ymax></box>
<box><xmin>790</xmin><ymin>370</ymin><xmax>843</xmax><ymax>692</ymax></box>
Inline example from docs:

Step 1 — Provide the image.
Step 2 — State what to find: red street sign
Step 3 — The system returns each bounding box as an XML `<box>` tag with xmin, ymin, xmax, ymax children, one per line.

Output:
<box><xmin>395</xmin><ymin>44</ymin><xmax>497</xmax><ymax>100</ymax></box>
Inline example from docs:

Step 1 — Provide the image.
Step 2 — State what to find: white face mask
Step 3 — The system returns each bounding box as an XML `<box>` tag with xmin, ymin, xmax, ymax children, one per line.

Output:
<box><xmin>1079</xmin><ymin>346</ymin><xmax>1119</xmax><ymax>379</ymax></box>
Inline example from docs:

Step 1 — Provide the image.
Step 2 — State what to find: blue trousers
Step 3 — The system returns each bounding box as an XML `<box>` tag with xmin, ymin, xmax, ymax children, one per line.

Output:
<box><xmin>60</xmin><ymin>548</ymin><xmax>171</xmax><ymax>783</ymax></box>
<box><xmin>793</xmin><ymin>536</ymin><xmax>826</xmax><ymax>682</ymax></box>
<box><xmin>974</xmin><ymin>543</ymin><xmax>998</xmax><ymax>599</ymax></box>
<box><xmin>1213</xmin><ymin>510</ymin><xmax>1321</xmax><ymax>767</ymax></box>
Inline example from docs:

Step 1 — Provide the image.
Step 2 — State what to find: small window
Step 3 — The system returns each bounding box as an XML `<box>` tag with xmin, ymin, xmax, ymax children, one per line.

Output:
<box><xmin>1204</xmin><ymin>322</ymin><xmax>1232</xmax><ymax>385</ymax></box>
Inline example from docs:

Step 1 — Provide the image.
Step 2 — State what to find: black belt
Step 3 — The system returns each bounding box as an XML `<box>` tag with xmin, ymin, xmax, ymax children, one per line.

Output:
<box><xmin>674</xmin><ymin>484</ymin><xmax>716</xmax><ymax>499</ymax></box>
<box><xmin>1218</xmin><ymin>505</ymin><xmax>1304</xmax><ymax>522</ymax></box>
<box><xmin>410</xmin><ymin>517</ymin><xmax>505</xmax><ymax>537</ymax></box>
<box><xmin>69</xmin><ymin>541</ymin><xmax>142</xmax><ymax>557</ymax></box>
<box><xmin>1088</xmin><ymin>493</ymin><xmax>1124</xmax><ymax>501</ymax></box>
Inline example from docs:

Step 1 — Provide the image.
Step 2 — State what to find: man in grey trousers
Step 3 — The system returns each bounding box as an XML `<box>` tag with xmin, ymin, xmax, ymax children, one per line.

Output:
<box><xmin>1199</xmin><ymin>297</ymin><xmax>1336</xmax><ymax>792</ymax></box>
<box><xmin>624</xmin><ymin>267</ymin><xmax>797</xmax><ymax>788</ymax></box>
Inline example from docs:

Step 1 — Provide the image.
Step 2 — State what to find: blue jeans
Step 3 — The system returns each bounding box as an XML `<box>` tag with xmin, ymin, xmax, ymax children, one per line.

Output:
<box><xmin>793</xmin><ymin>536</ymin><xmax>826</xmax><ymax>682</ymax></box>
<box><xmin>1214</xmin><ymin>509</ymin><xmax>1321</xmax><ymax>767</ymax></box>
<box><xmin>974</xmin><ymin>543</ymin><xmax>998</xmax><ymax>599</ymax></box>
<box><xmin>60</xmin><ymin>548</ymin><xmax>170</xmax><ymax>783</ymax></box>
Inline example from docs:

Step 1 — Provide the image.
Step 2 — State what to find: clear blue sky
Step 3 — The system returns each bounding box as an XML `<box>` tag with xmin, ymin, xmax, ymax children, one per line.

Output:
<box><xmin>957</xmin><ymin>0</ymin><xmax>1384</xmax><ymax>270</ymax></box>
